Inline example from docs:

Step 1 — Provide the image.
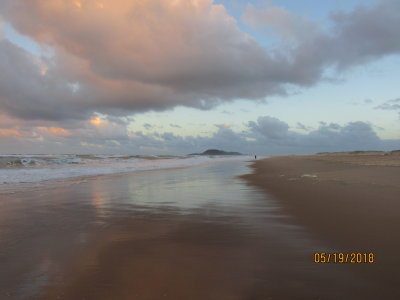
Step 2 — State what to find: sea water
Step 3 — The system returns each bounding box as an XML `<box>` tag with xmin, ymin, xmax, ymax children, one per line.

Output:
<box><xmin>0</xmin><ymin>154</ymin><xmax>253</xmax><ymax>185</ymax></box>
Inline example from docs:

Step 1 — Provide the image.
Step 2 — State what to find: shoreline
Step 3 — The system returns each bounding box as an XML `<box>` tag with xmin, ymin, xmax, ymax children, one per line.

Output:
<box><xmin>0</xmin><ymin>158</ymin><xmax>246</xmax><ymax>196</ymax></box>
<box><xmin>1</xmin><ymin>157</ymin><xmax>399</xmax><ymax>299</ymax></box>
<box><xmin>241</xmin><ymin>154</ymin><xmax>400</xmax><ymax>297</ymax></box>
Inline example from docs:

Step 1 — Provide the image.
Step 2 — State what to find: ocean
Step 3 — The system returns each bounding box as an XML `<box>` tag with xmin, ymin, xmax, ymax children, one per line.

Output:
<box><xmin>0</xmin><ymin>154</ymin><xmax>253</xmax><ymax>193</ymax></box>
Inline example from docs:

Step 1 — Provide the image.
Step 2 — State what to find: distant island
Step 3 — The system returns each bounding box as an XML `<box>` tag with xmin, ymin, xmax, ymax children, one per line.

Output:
<box><xmin>189</xmin><ymin>149</ymin><xmax>242</xmax><ymax>156</ymax></box>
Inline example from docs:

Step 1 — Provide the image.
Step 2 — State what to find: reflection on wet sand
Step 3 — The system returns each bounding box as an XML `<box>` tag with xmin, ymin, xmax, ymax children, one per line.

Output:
<box><xmin>92</xmin><ymin>181</ymin><xmax>106</xmax><ymax>220</ymax></box>
<box><xmin>0</xmin><ymin>162</ymin><xmax>373</xmax><ymax>299</ymax></box>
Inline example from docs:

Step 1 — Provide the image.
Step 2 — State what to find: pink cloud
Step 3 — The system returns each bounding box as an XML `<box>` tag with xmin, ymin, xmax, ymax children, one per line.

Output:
<box><xmin>0</xmin><ymin>0</ymin><xmax>399</xmax><ymax>137</ymax></box>
<box><xmin>0</xmin><ymin>128</ymin><xmax>23</xmax><ymax>137</ymax></box>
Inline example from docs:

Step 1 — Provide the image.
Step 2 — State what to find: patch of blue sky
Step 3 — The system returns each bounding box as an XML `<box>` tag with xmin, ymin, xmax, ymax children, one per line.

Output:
<box><xmin>212</xmin><ymin>0</ymin><xmax>278</xmax><ymax>49</ymax></box>
<box><xmin>4</xmin><ymin>23</ymin><xmax>54</xmax><ymax>57</ymax></box>
<box><xmin>214</xmin><ymin>0</ymin><xmax>376</xmax><ymax>50</ymax></box>
<box><xmin>266</xmin><ymin>0</ymin><xmax>374</xmax><ymax>20</ymax></box>
<box><xmin>4</xmin><ymin>23</ymin><xmax>41</xmax><ymax>55</ymax></box>
<box><xmin>215</xmin><ymin>0</ymin><xmax>375</xmax><ymax>21</ymax></box>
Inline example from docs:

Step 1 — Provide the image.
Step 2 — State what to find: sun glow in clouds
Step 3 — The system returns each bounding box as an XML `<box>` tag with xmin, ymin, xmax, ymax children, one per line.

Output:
<box><xmin>36</xmin><ymin>127</ymin><xmax>70</xmax><ymax>137</ymax></box>
<box><xmin>0</xmin><ymin>129</ymin><xmax>23</xmax><ymax>137</ymax></box>
<box><xmin>74</xmin><ymin>1</ymin><xmax>82</xmax><ymax>9</ymax></box>
<box><xmin>90</xmin><ymin>116</ymin><xmax>105</xmax><ymax>127</ymax></box>
<box><xmin>34</xmin><ymin>58</ymin><xmax>48</xmax><ymax>76</ymax></box>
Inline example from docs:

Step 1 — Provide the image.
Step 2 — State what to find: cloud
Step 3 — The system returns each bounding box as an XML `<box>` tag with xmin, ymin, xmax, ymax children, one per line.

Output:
<box><xmin>328</xmin><ymin>1</ymin><xmax>400</xmax><ymax>69</ymax></box>
<box><xmin>143</xmin><ymin>123</ymin><xmax>153</xmax><ymax>130</ymax></box>
<box><xmin>351</xmin><ymin>98</ymin><xmax>374</xmax><ymax>106</ymax></box>
<box><xmin>0</xmin><ymin>17</ymin><xmax>4</xmax><ymax>39</ymax></box>
<box><xmin>0</xmin><ymin>40</ymin><xmax>89</xmax><ymax>121</ymax></box>
<box><xmin>0</xmin><ymin>111</ymin><xmax>130</xmax><ymax>154</ymax></box>
<box><xmin>303</xmin><ymin>121</ymin><xmax>381</xmax><ymax>151</ymax></box>
<box><xmin>220</xmin><ymin>110</ymin><xmax>233</xmax><ymax>115</ymax></box>
<box><xmin>375</xmin><ymin>98</ymin><xmax>400</xmax><ymax>119</ymax></box>
<box><xmin>296</xmin><ymin>122</ymin><xmax>313</xmax><ymax>131</ymax></box>
<box><xmin>242</xmin><ymin>2</ymin><xmax>319</xmax><ymax>43</ymax></box>
<box><xmin>375</xmin><ymin>98</ymin><xmax>400</xmax><ymax>110</ymax></box>
<box><xmin>215</xmin><ymin>123</ymin><xmax>231</xmax><ymax>129</ymax></box>
<box><xmin>2</xmin><ymin>111</ymin><xmax>398</xmax><ymax>155</ymax></box>
<box><xmin>0</xmin><ymin>1</ymin><xmax>400</xmax><ymax>155</ymax></box>
<box><xmin>244</xmin><ymin>117</ymin><xmax>391</xmax><ymax>154</ymax></box>
<box><xmin>0</xmin><ymin>128</ymin><xmax>23</xmax><ymax>138</ymax></box>
<box><xmin>248</xmin><ymin>116</ymin><xmax>289</xmax><ymax>139</ymax></box>
<box><xmin>244</xmin><ymin>118</ymin><xmax>382</xmax><ymax>153</ymax></box>
<box><xmin>0</xmin><ymin>0</ymin><xmax>279</xmax><ymax>121</ymax></box>
<box><xmin>0</xmin><ymin>0</ymin><xmax>399</xmax><ymax>123</ymax></box>
<box><xmin>242</xmin><ymin>0</ymin><xmax>400</xmax><ymax>80</ymax></box>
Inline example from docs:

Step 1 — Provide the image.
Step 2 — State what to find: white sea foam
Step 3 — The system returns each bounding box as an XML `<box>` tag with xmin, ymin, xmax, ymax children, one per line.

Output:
<box><xmin>301</xmin><ymin>174</ymin><xmax>318</xmax><ymax>178</ymax></box>
<box><xmin>0</xmin><ymin>154</ymin><xmax>252</xmax><ymax>185</ymax></box>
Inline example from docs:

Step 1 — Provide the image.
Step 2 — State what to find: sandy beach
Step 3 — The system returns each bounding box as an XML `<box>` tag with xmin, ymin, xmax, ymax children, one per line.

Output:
<box><xmin>2</xmin><ymin>0</ymin><xmax>400</xmax><ymax>299</ymax></box>
<box><xmin>242</xmin><ymin>154</ymin><xmax>400</xmax><ymax>299</ymax></box>
<box><xmin>0</xmin><ymin>157</ymin><xmax>399</xmax><ymax>299</ymax></box>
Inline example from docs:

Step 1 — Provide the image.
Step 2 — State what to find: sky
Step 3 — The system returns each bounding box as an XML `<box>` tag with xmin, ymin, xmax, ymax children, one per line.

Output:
<box><xmin>0</xmin><ymin>0</ymin><xmax>400</xmax><ymax>155</ymax></box>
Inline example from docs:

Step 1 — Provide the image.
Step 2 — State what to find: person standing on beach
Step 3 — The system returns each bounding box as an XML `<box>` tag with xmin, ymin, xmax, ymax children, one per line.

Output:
<box><xmin>255</xmin><ymin>155</ymin><xmax>257</xmax><ymax>160</ymax></box>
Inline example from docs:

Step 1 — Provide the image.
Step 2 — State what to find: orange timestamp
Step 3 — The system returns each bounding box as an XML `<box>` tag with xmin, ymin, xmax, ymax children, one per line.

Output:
<box><xmin>314</xmin><ymin>252</ymin><xmax>375</xmax><ymax>264</ymax></box>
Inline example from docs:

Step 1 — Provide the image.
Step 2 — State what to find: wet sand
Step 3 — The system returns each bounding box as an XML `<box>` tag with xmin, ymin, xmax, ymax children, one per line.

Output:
<box><xmin>242</xmin><ymin>154</ymin><xmax>400</xmax><ymax>299</ymax></box>
<box><xmin>0</xmin><ymin>159</ymin><xmax>398</xmax><ymax>299</ymax></box>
